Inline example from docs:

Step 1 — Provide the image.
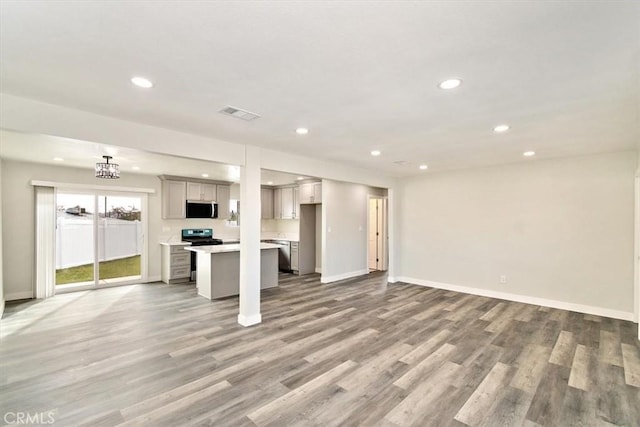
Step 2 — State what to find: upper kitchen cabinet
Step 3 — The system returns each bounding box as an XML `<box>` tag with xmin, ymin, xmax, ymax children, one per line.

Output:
<box><xmin>162</xmin><ymin>180</ymin><xmax>187</xmax><ymax>219</ymax></box>
<box><xmin>273</xmin><ymin>188</ymin><xmax>282</xmax><ymax>219</ymax></box>
<box><xmin>293</xmin><ymin>187</ymin><xmax>300</xmax><ymax>219</ymax></box>
<box><xmin>187</xmin><ymin>182</ymin><xmax>217</xmax><ymax>201</ymax></box>
<box><xmin>280</xmin><ymin>187</ymin><xmax>296</xmax><ymax>219</ymax></box>
<box><xmin>299</xmin><ymin>182</ymin><xmax>322</xmax><ymax>204</ymax></box>
<box><xmin>261</xmin><ymin>187</ymin><xmax>274</xmax><ymax>219</ymax></box>
<box><xmin>160</xmin><ymin>176</ymin><xmax>232</xmax><ymax>220</ymax></box>
<box><xmin>216</xmin><ymin>185</ymin><xmax>230</xmax><ymax>219</ymax></box>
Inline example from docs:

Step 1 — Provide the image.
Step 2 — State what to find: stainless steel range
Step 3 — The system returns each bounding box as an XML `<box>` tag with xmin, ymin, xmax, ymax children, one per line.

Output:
<box><xmin>181</xmin><ymin>228</ymin><xmax>223</xmax><ymax>281</ymax></box>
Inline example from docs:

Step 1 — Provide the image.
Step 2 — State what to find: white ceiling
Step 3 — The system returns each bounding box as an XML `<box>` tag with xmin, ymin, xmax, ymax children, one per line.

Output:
<box><xmin>0</xmin><ymin>129</ymin><xmax>306</xmax><ymax>185</ymax></box>
<box><xmin>0</xmin><ymin>2</ymin><xmax>638</xmax><ymax>176</ymax></box>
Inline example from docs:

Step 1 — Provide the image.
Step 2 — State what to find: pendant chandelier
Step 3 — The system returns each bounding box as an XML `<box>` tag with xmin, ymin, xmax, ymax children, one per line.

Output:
<box><xmin>95</xmin><ymin>155</ymin><xmax>120</xmax><ymax>179</ymax></box>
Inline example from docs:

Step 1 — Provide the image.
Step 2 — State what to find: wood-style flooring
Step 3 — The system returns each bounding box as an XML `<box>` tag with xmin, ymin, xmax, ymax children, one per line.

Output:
<box><xmin>1</xmin><ymin>272</ymin><xmax>639</xmax><ymax>426</ymax></box>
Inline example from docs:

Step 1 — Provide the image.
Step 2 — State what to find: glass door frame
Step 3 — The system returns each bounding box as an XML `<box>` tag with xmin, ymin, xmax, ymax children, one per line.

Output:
<box><xmin>55</xmin><ymin>188</ymin><xmax>148</xmax><ymax>293</ymax></box>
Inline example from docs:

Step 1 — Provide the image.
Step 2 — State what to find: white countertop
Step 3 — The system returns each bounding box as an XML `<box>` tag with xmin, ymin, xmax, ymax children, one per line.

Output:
<box><xmin>260</xmin><ymin>237</ymin><xmax>299</xmax><ymax>242</ymax></box>
<box><xmin>185</xmin><ymin>242</ymin><xmax>281</xmax><ymax>254</ymax></box>
<box><xmin>160</xmin><ymin>238</ymin><xmax>240</xmax><ymax>246</ymax></box>
<box><xmin>159</xmin><ymin>241</ymin><xmax>191</xmax><ymax>247</ymax></box>
<box><xmin>260</xmin><ymin>232</ymin><xmax>299</xmax><ymax>241</ymax></box>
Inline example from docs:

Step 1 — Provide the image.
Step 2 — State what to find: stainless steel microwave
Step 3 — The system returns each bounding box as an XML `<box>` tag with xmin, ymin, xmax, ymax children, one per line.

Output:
<box><xmin>186</xmin><ymin>201</ymin><xmax>218</xmax><ymax>219</ymax></box>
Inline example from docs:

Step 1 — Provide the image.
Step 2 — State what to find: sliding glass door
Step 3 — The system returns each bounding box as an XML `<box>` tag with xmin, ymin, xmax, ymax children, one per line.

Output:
<box><xmin>55</xmin><ymin>193</ymin><xmax>96</xmax><ymax>288</ymax></box>
<box><xmin>56</xmin><ymin>191</ymin><xmax>144</xmax><ymax>290</ymax></box>
<box><xmin>97</xmin><ymin>194</ymin><xmax>142</xmax><ymax>285</ymax></box>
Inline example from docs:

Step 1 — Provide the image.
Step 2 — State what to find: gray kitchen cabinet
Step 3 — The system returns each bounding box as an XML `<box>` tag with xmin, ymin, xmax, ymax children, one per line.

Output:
<box><xmin>273</xmin><ymin>188</ymin><xmax>282</xmax><ymax>219</ymax></box>
<box><xmin>261</xmin><ymin>188</ymin><xmax>274</xmax><ymax>219</ymax></box>
<box><xmin>281</xmin><ymin>187</ymin><xmax>295</xmax><ymax>219</ymax></box>
<box><xmin>299</xmin><ymin>182</ymin><xmax>322</xmax><ymax>204</ymax></box>
<box><xmin>290</xmin><ymin>241</ymin><xmax>299</xmax><ymax>272</ymax></box>
<box><xmin>270</xmin><ymin>186</ymin><xmax>299</xmax><ymax>220</ymax></box>
<box><xmin>293</xmin><ymin>187</ymin><xmax>299</xmax><ymax>219</ymax></box>
<box><xmin>160</xmin><ymin>244</ymin><xmax>191</xmax><ymax>284</ymax></box>
<box><xmin>313</xmin><ymin>182</ymin><xmax>322</xmax><ymax>203</ymax></box>
<box><xmin>187</xmin><ymin>182</ymin><xmax>217</xmax><ymax>201</ymax></box>
<box><xmin>297</xmin><ymin>204</ymin><xmax>317</xmax><ymax>275</ymax></box>
<box><xmin>216</xmin><ymin>185</ymin><xmax>230</xmax><ymax>219</ymax></box>
<box><xmin>162</xmin><ymin>180</ymin><xmax>187</xmax><ymax>219</ymax></box>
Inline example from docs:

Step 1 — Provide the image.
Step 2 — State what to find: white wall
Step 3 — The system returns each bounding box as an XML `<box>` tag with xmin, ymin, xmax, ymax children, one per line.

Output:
<box><xmin>321</xmin><ymin>180</ymin><xmax>370</xmax><ymax>282</ymax></box>
<box><xmin>397</xmin><ymin>151</ymin><xmax>637</xmax><ymax>318</ymax></box>
<box><xmin>1</xmin><ymin>159</ymin><xmax>239</xmax><ymax>300</ymax></box>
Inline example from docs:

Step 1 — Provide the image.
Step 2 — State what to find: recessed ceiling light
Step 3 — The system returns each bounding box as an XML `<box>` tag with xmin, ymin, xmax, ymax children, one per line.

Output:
<box><xmin>438</xmin><ymin>78</ymin><xmax>462</xmax><ymax>90</ymax></box>
<box><xmin>267</xmin><ymin>181</ymin><xmax>273</xmax><ymax>185</ymax></box>
<box><xmin>201</xmin><ymin>173</ymin><xmax>209</xmax><ymax>178</ymax></box>
<box><xmin>297</xmin><ymin>176</ymin><xmax>305</xmax><ymax>180</ymax></box>
<box><xmin>131</xmin><ymin>76</ymin><xmax>153</xmax><ymax>88</ymax></box>
<box><xmin>419</xmin><ymin>164</ymin><xmax>428</xmax><ymax>170</ymax></box>
<box><xmin>523</xmin><ymin>151</ymin><xmax>536</xmax><ymax>157</ymax></box>
<box><xmin>53</xmin><ymin>157</ymin><xmax>64</xmax><ymax>161</ymax></box>
<box><xmin>132</xmin><ymin>166</ymin><xmax>140</xmax><ymax>171</ymax></box>
<box><xmin>295</xmin><ymin>128</ymin><xmax>309</xmax><ymax>135</ymax></box>
<box><xmin>371</xmin><ymin>150</ymin><xmax>381</xmax><ymax>156</ymax></box>
<box><xmin>493</xmin><ymin>124</ymin><xmax>510</xmax><ymax>133</ymax></box>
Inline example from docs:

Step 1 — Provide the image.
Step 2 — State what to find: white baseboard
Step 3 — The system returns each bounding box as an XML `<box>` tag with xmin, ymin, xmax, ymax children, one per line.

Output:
<box><xmin>238</xmin><ymin>313</ymin><xmax>262</xmax><ymax>327</ymax></box>
<box><xmin>0</xmin><ymin>299</ymin><xmax>4</xmax><ymax>319</ymax></box>
<box><xmin>397</xmin><ymin>276</ymin><xmax>635</xmax><ymax>322</ymax></box>
<box><xmin>388</xmin><ymin>276</ymin><xmax>397</xmax><ymax>283</ymax></box>
<box><xmin>6</xmin><ymin>291</ymin><xmax>33</xmax><ymax>301</ymax></box>
<box><xmin>321</xmin><ymin>269</ymin><xmax>369</xmax><ymax>284</ymax></box>
<box><xmin>315</xmin><ymin>267</ymin><xmax>322</xmax><ymax>274</ymax></box>
<box><xmin>145</xmin><ymin>275</ymin><xmax>162</xmax><ymax>283</ymax></box>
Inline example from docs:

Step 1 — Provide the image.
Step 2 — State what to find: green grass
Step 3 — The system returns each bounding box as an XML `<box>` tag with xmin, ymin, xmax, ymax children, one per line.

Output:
<box><xmin>56</xmin><ymin>255</ymin><xmax>141</xmax><ymax>285</ymax></box>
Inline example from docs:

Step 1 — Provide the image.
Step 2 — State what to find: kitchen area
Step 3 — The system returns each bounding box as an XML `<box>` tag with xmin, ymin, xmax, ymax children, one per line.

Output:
<box><xmin>159</xmin><ymin>170</ymin><xmax>323</xmax><ymax>300</ymax></box>
<box><xmin>1</xmin><ymin>129</ymin><xmax>385</xmax><ymax>313</ymax></box>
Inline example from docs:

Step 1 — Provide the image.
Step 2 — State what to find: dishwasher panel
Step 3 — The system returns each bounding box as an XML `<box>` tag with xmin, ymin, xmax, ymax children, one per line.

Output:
<box><xmin>268</xmin><ymin>240</ymin><xmax>291</xmax><ymax>272</ymax></box>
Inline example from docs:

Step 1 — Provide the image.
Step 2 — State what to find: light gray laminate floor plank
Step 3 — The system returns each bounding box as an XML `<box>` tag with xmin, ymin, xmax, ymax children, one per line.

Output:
<box><xmin>568</xmin><ymin>344</ymin><xmax>594</xmax><ymax>391</ymax></box>
<box><xmin>549</xmin><ymin>330</ymin><xmax>576</xmax><ymax>367</ymax></box>
<box><xmin>599</xmin><ymin>330</ymin><xmax>624</xmax><ymax>367</ymax></box>
<box><xmin>454</xmin><ymin>361</ymin><xmax>514</xmax><ymax>426</ymax></box>
<box><xmin>621</xmin><ymin>343</ymin><xmax>640</xmax><ymax>387</ymax></box>
<box><xmin>1</xmin><ymin>272</ymin><xmax>638</xmax><ymax>425</ymax></box>
<box><xmin>246</xmin><ymin>359</ymin><xmax>358</xmax><ymax>426</ymax></box>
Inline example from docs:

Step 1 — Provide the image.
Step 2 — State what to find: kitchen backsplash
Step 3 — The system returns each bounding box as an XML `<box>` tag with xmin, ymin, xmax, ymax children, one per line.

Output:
<box><xmin>159</xmin><ymin>218</ymin><xmax>300</xmax><ymax>243</ymax></box>
<box><xmin>159</xmin><ymin>218</ymin><xmax>240</xmax><ymax>243</ymax></box>
<box><xmin>261</xmin><ymin>219</ymin><xmax>299</xmax><ymax>233</ymax></box>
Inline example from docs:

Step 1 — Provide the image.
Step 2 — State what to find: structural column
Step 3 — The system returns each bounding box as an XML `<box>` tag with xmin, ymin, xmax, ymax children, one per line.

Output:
<box><xmin>238</xmin><ymin>145</ymin><xmax>262</xmax><ymax>326</ymax></box>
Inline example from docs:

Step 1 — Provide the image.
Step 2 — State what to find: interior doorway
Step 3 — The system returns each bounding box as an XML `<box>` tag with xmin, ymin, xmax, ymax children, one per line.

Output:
<box><xmin>368</xmin><ymin>196</ymin><xmax>388</xmax><ymax>272</ymax></box>
<box><xmin>55</xmin><ymin>191</ymin><xmax>145</xmax><ymax>291</ymax></box>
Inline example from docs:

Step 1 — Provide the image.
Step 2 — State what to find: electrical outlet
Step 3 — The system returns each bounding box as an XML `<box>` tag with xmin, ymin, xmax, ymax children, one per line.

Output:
<box><xmin>500</xmin><ymin>275</ymin><xmax>507</xmax><ymax>284</ymax></box>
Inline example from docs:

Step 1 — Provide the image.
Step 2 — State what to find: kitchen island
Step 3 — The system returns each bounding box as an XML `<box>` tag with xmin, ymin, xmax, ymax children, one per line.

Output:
<box><xmin>185</xmin><ymin>243</ymin><xmax>280</xmax><ymax>299</ymax></box>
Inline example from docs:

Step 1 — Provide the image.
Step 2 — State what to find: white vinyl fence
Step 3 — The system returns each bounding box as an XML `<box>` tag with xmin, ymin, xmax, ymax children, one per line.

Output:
<box><xmin>56</xmin><ymin>216</ymin><xmax>142</xmax><ymax>269</ymax></box>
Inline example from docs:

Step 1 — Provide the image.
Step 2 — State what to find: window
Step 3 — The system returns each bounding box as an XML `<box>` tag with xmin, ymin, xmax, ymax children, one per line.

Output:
<box><xmin>227</xmin><ymin>199</ymin><xmax>239</xmax><ymax>227</ymax></box>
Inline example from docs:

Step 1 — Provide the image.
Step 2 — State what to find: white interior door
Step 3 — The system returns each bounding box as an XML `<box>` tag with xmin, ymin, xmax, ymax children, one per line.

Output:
<box><xmin>368</xmin><ymin>199</ymin><xmax>378</xmax><ymax>270</ymax></box>
<box><xmin>378</xmin><ymin>198</ymin><xmax>388</xmax><ymax>271</ymax></box>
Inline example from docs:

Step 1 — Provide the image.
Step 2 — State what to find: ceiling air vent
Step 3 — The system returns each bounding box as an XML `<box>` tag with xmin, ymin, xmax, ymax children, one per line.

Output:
<box><xmin>218</xmin><ymin>105</ymin><xmax>261</xmax><ymax>121</ymax></box>
<box><xmin>393</xmin><ymin>160</ymin><xmax>409</xmax><ymax>166</ymax></box>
